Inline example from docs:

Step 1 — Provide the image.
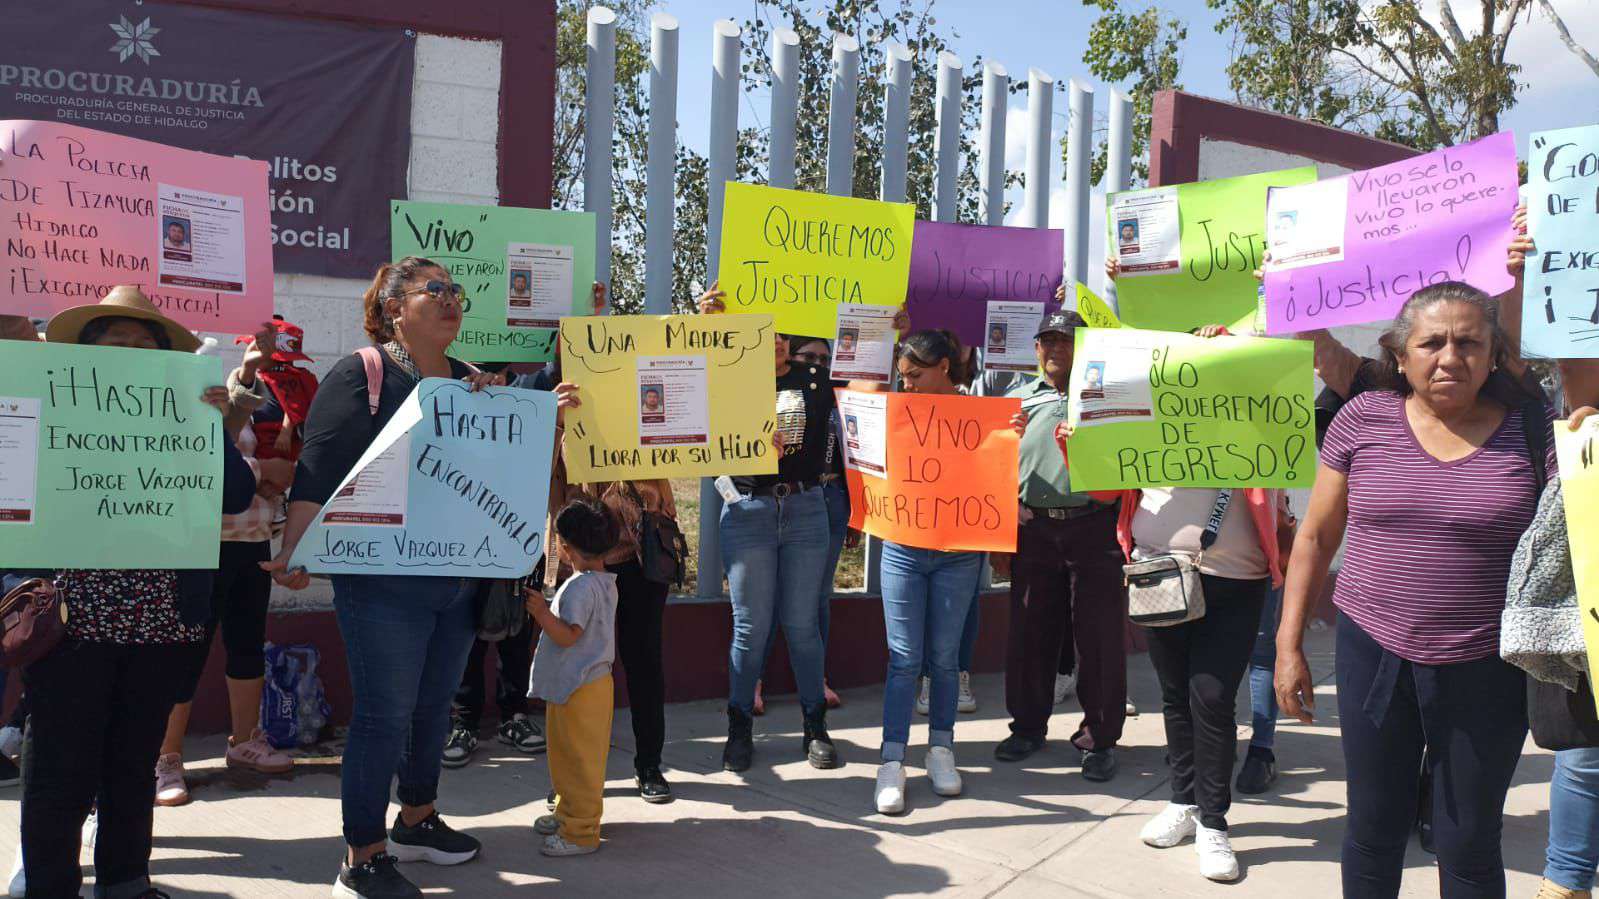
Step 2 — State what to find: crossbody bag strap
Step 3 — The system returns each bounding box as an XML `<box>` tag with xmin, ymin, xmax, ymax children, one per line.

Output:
<box><xmin>1198</xmin><ymin>488</ymin><xmax>1233</xmax><ymax>554</ymax></box>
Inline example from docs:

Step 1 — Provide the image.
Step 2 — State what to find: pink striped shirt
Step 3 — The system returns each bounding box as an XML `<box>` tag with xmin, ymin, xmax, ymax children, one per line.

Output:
<box><xmin>1321</xmin><ymin>390</ymin><xmax>1555</xmax><ymax>664</ymax></box>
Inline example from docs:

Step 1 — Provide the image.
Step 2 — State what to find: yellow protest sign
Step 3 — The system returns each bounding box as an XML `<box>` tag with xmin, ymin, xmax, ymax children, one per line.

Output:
<box><xmin>559</xmin><ymin>315</ymin><xmax>778</xmax><ymax>483</ymax></box>
<box><xmin>716</xmin><ymin>182</ymin><xmax>915</xmax><ymax>338</ymax></box>
<box><xmin>1554</xmin><ymin>417</ymin><xmax>1599</xmax><ymax>715</ymax></box>
<box><xmin>1074</xmin><ymin>283</ymin><xmax>1121</xmax><ymax>328</ymax></box>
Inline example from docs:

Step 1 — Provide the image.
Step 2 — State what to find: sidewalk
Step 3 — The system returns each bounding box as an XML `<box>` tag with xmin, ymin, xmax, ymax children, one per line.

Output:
<box><xmin>0</xmin><ymin>625</ymin><xmax>1557</xmax><ymax>897</ymax></box>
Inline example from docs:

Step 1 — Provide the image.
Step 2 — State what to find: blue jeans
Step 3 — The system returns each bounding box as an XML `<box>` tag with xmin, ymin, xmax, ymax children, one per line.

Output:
<box><xmin>332</xmin><ymin>574</ymin><xmax>479</xmax><ymax>848</ymax></box>
<box><xmin>1247</xmin><ymin>586</ymin><xmax>1282</xmax><ymax>752</ymax></box>
<box><xmin>721</xmin><ymin>488</ymin><xmax>830</xmax><ymax>715</ymax></box>
<box><xmin>1546</xmin><ymin>746</ymin><xmax>1599</xmax><ymax>891</ymax></box>
<box><xmin>879</xmin><ymin>541</ymin><xmax>982</xmax><ymax>762</ymax></box>
<box><xmin>924</xmin><ymin>575</ymin><xmax>981</xmax><ymax>677</ymax></box>
<box><xmin>818</xmin><ymin>480</ymin><xmax>850</xmax><ymax>648</ymax></box>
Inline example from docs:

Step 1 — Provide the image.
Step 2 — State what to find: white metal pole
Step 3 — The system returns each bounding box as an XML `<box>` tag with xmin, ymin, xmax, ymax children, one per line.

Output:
<box><xmin>768</xmin><ymin>27</ymin><xmax>800</xmax><ymax>190</ymax></box>
<box><xmin>932</xmin><ymin>50</ymin><xmax>962</xmax><ymax>223</ymax></box>
<box><xmin>978</xmin><ymin>61</ymin><xmax>1009</xmax><ymax>226</ymax></box>
<box><xmin>583</xmin><ymin>6</ymin><xmax>616</xmax><ymax>296</ymax></box>
<box><xmin>825</xmin><ymin>33</ymin><xmax>860</xmax><ymax>197</ymax></box>
<box><xmin>879</xmin><ymin>41</ymin><xmax>913</xmax><ymax>203</ymax></box>
<box><xmin>1021</xmin><ymin>67</ymin><xmax>1053</xmax><ymax>230</ymax></box>
<box><xmin>643</xmin><ymin>12</ymin><xmax>679</xmax><ymax>315</ymax></box>
<box><xmin>1063</xmin><ymin>78</ymin><xmax>1094</xmax><ymax>287</ymax></box>
<box><xmin>1103</xmin><ymin>88</ymin><xmax>1134</xmax><ymax>309</ymax></box>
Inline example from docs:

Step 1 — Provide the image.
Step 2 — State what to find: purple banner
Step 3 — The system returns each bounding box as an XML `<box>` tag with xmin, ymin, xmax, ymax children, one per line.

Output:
<box><xmin>905</xmin><ymin>220</ymin><xmax>1064</xmax><ymax>345</ymax></box>
<box><xmin>1263</xmin><ymin>132</ymin><xmax>1518</xmax><ymax>333</ymax></box>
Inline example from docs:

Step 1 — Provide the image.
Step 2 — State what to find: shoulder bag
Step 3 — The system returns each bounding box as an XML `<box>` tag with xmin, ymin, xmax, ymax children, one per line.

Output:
<box><xmin>0</xmin><ymin>578</ymin><xmax>67</xmax><ymax>669</ymax></box>
<box><xmin>1124</xmin><ymin>490</ymin><xmax>1231</xmax><ymax>628</ymax></box>
<box><xmin>624</xmin><ymin>482</ymin><xmax>689</xmax><ymax>589</ymax></box>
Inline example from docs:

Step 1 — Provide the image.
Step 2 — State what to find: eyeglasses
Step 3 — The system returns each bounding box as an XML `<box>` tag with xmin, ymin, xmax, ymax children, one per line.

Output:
<box><xmin>392</xmin><ymin>280</ymin><xmax>471</xmax><ymax>313</ymax></box>
<box><xmin>793</xmin><ymin>351</ymin><xmax>831</xmax><ymax>366</ymax></box>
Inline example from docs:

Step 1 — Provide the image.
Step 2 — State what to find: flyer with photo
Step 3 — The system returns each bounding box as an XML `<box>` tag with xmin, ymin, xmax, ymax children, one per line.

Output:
<box><xmin>505</xmin><ymin>242</ymin><xmax>576</xmax><ymax>329</ymax></box>
<box><xmin>637</xmin><ymin>355</ymin><xmax>709</xmax><ymax>446</ymax></box>
<box><xmin>157</xmin><ymin>183</ymin><xmax>249</xmax><ymax>294</ymax></box>
<box><xmin>0</xmin><ymin>396</ymin><xmax>41</xmax><ymax>524</ymax></box>
<box><xmin>837</xmin><ymin>389</ymin><xmax>887</xmax><ymax>475</ymax></box>
<box><xmin>1263</xmin><ymin>180</ymin><xmax>1348</xmax><ymax>271</ymax></box>
<box><xmin>983</xmin><ymin>301</ymin><xmax>1046</xmax><ymax>372</ymax></box>
<box><xmin>1110</xmin><ymin>186</ymin><xmax>1181</xmax><ymax>276</ymax></box>
<box><xmin>1072</xmin><ymin>329</ymin><xmax>1156</xmax><ymax>425</ymax></box>
<box><xmin>831</xmin><ymin>304</ymin><xmax>897</xmax><ymax>382</ymax></box>
<box><xmin>322</xmin><ymin>432</ymin><xmax>411</xmax><ymax>526</ymax></box>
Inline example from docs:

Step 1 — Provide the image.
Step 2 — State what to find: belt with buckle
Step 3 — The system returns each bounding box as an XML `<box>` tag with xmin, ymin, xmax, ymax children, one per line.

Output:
<box><xmin>751</xmin><ymin>479</ymin><xmax>820</xmax><ymax>499</ymax></box>
<box><xmin>1025</xmin><ymin>503</ymin><xmax>1108</xmax><ymax>521</ymax></box>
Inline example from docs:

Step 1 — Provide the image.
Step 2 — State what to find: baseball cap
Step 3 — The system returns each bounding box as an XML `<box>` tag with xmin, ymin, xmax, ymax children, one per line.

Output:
<box><xmin>1035</xmin><ymin>310</ymin><xmax>1088</xmax><ymax>339</ymax></box>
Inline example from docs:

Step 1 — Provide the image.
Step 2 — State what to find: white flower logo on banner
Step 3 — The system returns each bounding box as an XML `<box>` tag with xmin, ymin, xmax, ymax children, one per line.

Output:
<box><xmin>109</xmin><ymin>15</ymin><xmax>161</xmax><ymax>64</ymax></box>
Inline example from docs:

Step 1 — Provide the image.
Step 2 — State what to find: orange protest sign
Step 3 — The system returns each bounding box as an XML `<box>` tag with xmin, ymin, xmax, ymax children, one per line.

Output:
<box><xmin>837</xmin><ymin>389</ymin><xmax>1021</xmax><ymax>553</ymax></box>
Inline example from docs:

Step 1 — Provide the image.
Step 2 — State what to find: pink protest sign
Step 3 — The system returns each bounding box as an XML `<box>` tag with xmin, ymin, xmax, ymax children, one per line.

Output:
<box><xmin>1</xmin><ymin>120</ymin><xmax>272</xmax><ymax>332</ymax></box>
<box><xmin>1262</xmin><ymin>132</ymin><xmax>1518</xmax><ymax>334</ymax></box>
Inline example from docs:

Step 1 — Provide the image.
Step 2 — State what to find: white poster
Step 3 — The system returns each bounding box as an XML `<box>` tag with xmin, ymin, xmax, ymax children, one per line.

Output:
<box><xmin>1264</xmin><ymin>179</ymin><xmax>1348</xmax><ymax>271</ymax></box>
<box><xmin>831</xmin><ymin>303</ymin><xmax>898</xmax><ymax>382</ymax></box>
<box><xmin>637</xmin><ymin>355</ymin><xmax>709</xmax><ymax>447</ymax></box>
<box><xmin>0</xmin><ymin>396</ymin><xmax>41</xmax><ymax>524</ymax></box>
<box><xmin>837</xmin><ymin>389</ymin><xmax>887</xmax><ymax>475</ymax></box>
<box><xmin>1072</xmin><ymin>330</ymin><xmax>1157</xmax><ymax>426</ymax></box>
<box><xmin>157</xmin><ymin>183</ymin><xmax>249</xmax><ymax>294</ymax></box>
<box><xmin>322</xmin><ymin>431</ymin><xmax>412</xmax><ymax>526</ymax></box>
<box><xmin>1111</xmin><ymin>186</ymin><xmax>1181</xmax><ymax>276</ymax></box>
<box><xmin>983</xmin><ymin>301</ymin><xmax>1046</xmax><ymax>372</ymax></box>
<box><xmin>506</xmin><ymin>242</ymin><xmax>576</xmax><ymax>329</ymax></box>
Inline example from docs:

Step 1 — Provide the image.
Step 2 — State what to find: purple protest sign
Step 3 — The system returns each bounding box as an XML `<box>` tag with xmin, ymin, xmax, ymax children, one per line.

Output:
<box><xmin>1262</xmin><ymin>132</ymin><xmax>1518</xmax><ymax>333</ymax></box>
<box><xmin>905</xmin><ymin>220</ymin><xmax>1064</xmax><ymax>345</ymax></box>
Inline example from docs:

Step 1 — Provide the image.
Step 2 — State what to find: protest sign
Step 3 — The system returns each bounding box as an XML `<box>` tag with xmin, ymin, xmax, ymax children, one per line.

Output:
<box><xmin>1109</xmin><ymin>167</ymin><xmax>1315</xmax><ymax>333</ymax></box>
<box><xmin>391</xmin><ymin>201</ymin><xmax>596</xmax><ymax>363</ymax></box>
<box><xmin>1073</xmin><ymin>283</ymin><xmax>1121</xmax><ymax>328</ymax></box>
<box><xmin>1523</xmin><ymin>126</ymin><xmax>1599</xmax><ymax>358</ymax></box>
<box><xmin>831</xmin><ymin>303</ymin><xmax>897</xmax><ymax>382</ymax></box>
<box><xmin>838</xmin><ymin>388</ymin><xmax>1020</xmax><ymax>552</ymax></box>
<box><xmin>0</xmin><ymin>341</ymin><xmax>222</xmax><ymax>568</ymax></box>
<box><xmin>1</xmin><ymin>120</ymin><xmax>272</xmax><ymax>332</ymax></box>
<box><xmin>717</xmin><ymin>182</ymin><xmax>914</xmax><ymax>338</ymax></box>
<box><xmin>905</xmin><ymin>220</ymin><xmax>1063</xmax><ymax>344</ymax></box>
<box><xmin>288</xmin><ymin>379</ymin><xmax>556</xmax><ymax>577</ymax></box>
<box><xmin>1553</xmin><ymin>417</ymin><xmax>1599</xmax><ymax>715</ymax></box>
<box><xmin>1065</xmin><ymin>328</ymin><xmax>1315</xmax><ymax>489</ymax></box>
<box><xmin>1262</xmin><ymin>132</ymin><xmax>1518</xmax><ymax>334</ymax></box>
<box><xmin>559</xmin><ymin>314</ymin><xmax>778</xmax><ymax>482</ymax></box>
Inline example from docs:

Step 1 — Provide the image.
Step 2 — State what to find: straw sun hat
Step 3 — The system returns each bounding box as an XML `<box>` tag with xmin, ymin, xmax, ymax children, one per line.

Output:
<box><xmin>46</xmin><ymin>285</ymin><xmax>201</xmax><ymax>352</ymax></box>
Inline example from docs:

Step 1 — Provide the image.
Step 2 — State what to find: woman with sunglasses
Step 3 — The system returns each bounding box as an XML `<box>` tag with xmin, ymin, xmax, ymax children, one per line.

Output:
<box><xmin>263</xmin><ymin>257</ymin><xmax>507</xmax><ymax>899</ymax></box>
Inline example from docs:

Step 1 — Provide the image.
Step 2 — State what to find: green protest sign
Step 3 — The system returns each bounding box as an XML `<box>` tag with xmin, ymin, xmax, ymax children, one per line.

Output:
<box><xmin>1066</xmin><ymin>327</ymin><xmax>1315</xmax><ymax>489</ymax></box>
<box><xmin>1108</xmin><ymin>167</ymin><xmax>1316</xmax><ymax>333</ymax></box>
<box><xmin>391</xmin><ymin>201</ymin><xmax>598</xmax><ymax>363</ymax></box>
<box><xmin>0</xmin><ymin>341</ymin><xmax>224</xmax><ymax>568</ymax></box>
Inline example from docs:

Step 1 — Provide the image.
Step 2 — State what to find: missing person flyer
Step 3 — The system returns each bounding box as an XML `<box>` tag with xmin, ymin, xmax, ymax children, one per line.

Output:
<box><xmin>322</xmin><ymin>432</ymin><xmax>411</xmax><ymax>526</ymax></box>
<box><xmin>831</xmin><ymin>304</ymin><xmax>897</xmax><ymax>382</ymax></box>
<box><xmin>0</xmin><ymin>396</ymin><xmax>41</xmax><ymax>523</ymax></box>
<box><xmin>1110</xmin><ymin>187</ymin><xmax>1180</xmax><ymax>276</ymax></box>
<box><xmin>637</xmin><ymin>356</ymin><xmax>708</xmax><ymax>446</ymax></box>
<box><xmin>1072</xmin><ymin>329</ymin><xmax>1155</xmax><ymax>425</ymax></box>
<box><xmin>983</xmin><ymin>301</ymin><xmax>1046</xmax><ymax>372</ymax></box>
<box><xmin>506</xmin><ymin>242</ymin><xmax>576</xmax><ymax>329</ymax></box>
<box><xmin>837</xmin><ymin>389</ymin><xmax>887</xmax><ymax>475</ymax></box>
<box><xmin>157</xmin><ymin>184</ymin><xmax>249</xmax><ymax>294</ymax></box>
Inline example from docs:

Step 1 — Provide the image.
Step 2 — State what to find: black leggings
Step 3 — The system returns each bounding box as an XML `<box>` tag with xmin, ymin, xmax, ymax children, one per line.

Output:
<box><xmin>610</xmin><ymin>560</ymin><xmax>669</xmax><ymax>772</ymax></box>
<box><xmin>173</xmin><ymin>540</ymin><xmax>272</xmax><ymax>703</ymax></box>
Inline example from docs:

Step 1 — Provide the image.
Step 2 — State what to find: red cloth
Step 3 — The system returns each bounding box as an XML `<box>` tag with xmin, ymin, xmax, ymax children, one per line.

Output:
<box><xmin>253</xmin><ymin>364</ymin><xmax>319</xmax><ymax>461</ymax></box>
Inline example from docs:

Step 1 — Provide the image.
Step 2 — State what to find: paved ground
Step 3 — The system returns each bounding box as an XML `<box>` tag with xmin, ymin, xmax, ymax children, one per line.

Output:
<box><xmin>0</xmin><ymin>625</ymin><xmax>1560</xmax><ymax>897</ymax></box>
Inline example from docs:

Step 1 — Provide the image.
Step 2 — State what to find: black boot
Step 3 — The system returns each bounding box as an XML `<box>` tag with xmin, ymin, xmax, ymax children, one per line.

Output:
<box><xmin>723</xmin><ymin>705</ymin><xmax>754</xmax><ymax>772</ymax></box>
<box><xmin>802</xmin><ymin>705</ymin><xmax>840</xmax><ymax>769</ymax></box>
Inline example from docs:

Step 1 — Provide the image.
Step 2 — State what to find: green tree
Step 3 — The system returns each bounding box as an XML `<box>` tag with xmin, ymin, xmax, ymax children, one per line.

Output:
<box><xmin>1075</xmin><ymin>1</ymin><xmax>1185</xmax><ymax>186</ymax></box>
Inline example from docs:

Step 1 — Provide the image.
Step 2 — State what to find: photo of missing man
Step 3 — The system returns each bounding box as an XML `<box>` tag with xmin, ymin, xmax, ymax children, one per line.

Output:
<box><xmin>1080</xmin><ymin>361</ymin><xmax>1106</xmax><ymax>399</ymax></box>
<box><xmin>836</xmin><ymin>328</ymin><xmax>858</xmax><ymax>360</ymax></box>
<box><xmin>987</xmin><ymin>322</ymin><xmax>1007</xmax><ymax>353</ymax></box>
<box><xmin>508</xmin><ymin>269</ymin><xmax>533</xmax><ymax>300</ymax></box>
<box><xmin>1116</xmin><ymin>218</ymin><xmax>1139</xmax><ymax>253</ymax></box>
<box><xmin>844</xmin><ymin>414</ymin><xmax>860</xmax><ymax>449</ymax></box>
<box><xmin>162</xmin><ymin>216</ymin><xmax>193</xmax><ymax>260</ymax></box>
<box><xmin>640</xmin><ymin>384</ymin><xmax>666</xmax><ymax>423</ymax></box>
<box><xmin>1269</xmin><ymin>210</ymin><xmax>1299</xmax><ymax>250</ymax></box>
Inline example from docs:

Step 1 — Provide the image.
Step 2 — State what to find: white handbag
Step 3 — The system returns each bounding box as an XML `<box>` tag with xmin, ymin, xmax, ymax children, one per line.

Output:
<box><xmin>1124</xmin><ymin>490</ymin><xmax>1231</xmax><ymax>628</ymax></box>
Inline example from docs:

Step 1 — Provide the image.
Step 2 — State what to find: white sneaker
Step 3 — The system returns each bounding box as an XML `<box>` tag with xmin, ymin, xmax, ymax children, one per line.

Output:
<box><xmin>0</xmin><ymin>726</ymin><xmax>21</xmax><ymax>760</ymax></box>
<box><xmin>1126</xmin><ymin>699</ymin><xmax>1139</xmax><ymax>717</ymax></box>
<box><xmin>874</xmin><ymin>761</ymin><xmax>907</xmax><ymax>814</ymax></box>
<box><xmin>7</xmin><ymin>847</ymin><xmax>22</xmax><ymax>899</ymax></box>
<box><xmin>81</xmin><ymin>810</ymin><xmax>97</xmax><ymax>849</ymax></box>
<box><xmin>540</xmin><ymin>833</ymin><xmax>597</xmax><ymax>857</ymax></box>
<box><xmin>925</xmin><ymin>747</ymin><xmax>962</xmax><ymax>797</ymax></box>
<box><xmin>957</xmin><ymin>672</ymin><xmax>977</xmax><ymax>713</ymax></box>
<box><xmin>1196</xmin><ymin>824</ymin><xmax>1240</xmax><ymax>882</ymax></box>
<box><xmin>1054</xmin><ymin>672</ymin><xmax>1078</xmax><ymax>704</ymax></box>
<box><xmin>1139</xmin><ymin>802</ymin><xmax>1198</xmax><ymax>848</ymax></box>
<box><xmin>914</xmin><ymin>677</ymin><xmax>930</xmax><ymax>716</ymax></box>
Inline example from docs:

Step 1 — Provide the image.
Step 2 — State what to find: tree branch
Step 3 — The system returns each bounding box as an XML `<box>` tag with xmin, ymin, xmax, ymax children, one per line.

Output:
<box><xmin>1537</xmin><ymin>0</ymin><xmax>1599</xmax><ymax>77</ymax></box>
<box><xmin>1431</xmin><ymin>0</ymin><xmax>1465</xmax><ymax>63</ymax></box>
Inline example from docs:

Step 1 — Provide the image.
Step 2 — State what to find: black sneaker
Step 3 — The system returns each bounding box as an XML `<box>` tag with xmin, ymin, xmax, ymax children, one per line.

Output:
<box><xmin>388</xmin><ymin>810</ymin><xmax>480</xmax><ymax>866</ymax></box>
<box><xmin>635</xmin><ymin>766</ymin><xmax>673</xmax><ymax>804</ymax></box>
<box><xmin>333</xmin><ymin>853</ymin><xmax>421</xmax><ymax>899</ymax></box>
<box><xmin>723</xmin><ymin>706</ymin><xmax>754</xmax><ymax>773</ymax></box>
<box><xmin>0</xmin><ymin>755</ymin><xmax>19</xmax><ymax>788</ymax></box>
<box><xmin>440</xmin><ymin>721</ymin><xmax>477</xmax><ymax>769</ymax></box>
<box><xmin>994</xmin><ymin>734</ymin><xmax>1044</xmax><ymax>762</ymax></box>
<box><xmin>1080</xmin><ymin>748</ymin><xmax>1118</xmax><ymax>782</ymax></box>
<box><xmin>496</xmin><ymin>714</ymin><xmax>546</xmax><ymax>754</ymax></box>
<box><xmin>132</xmin><ymin>891</ymin><xmax>172</xmax><ymax>899</ymax></box>
<box><xmin>1235</xmin><ymin>748</ymin><xmax>1278</xmax><ymax>795</ymax></box>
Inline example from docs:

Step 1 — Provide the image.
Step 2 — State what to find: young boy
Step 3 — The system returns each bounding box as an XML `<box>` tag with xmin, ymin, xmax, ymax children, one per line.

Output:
<box><xmin>526</xmin><ymin>498</ymin><xmax>620</xmax><ymax>857</ymax></box>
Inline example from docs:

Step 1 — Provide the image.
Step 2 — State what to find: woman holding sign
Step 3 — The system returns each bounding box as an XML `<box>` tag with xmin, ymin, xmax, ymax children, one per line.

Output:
<box><xmin>18</xmin><ymin>288</ymin><xmax>258</xmax><ymax>899</ymax></box>
<box><xmin>263</xmin><ymin>257</ymin><xmax>507</xmax><ymax>899</ymax></box>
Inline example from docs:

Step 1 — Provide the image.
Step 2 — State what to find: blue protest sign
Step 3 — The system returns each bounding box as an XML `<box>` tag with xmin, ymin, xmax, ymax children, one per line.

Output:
<box><xmin>1524</xmin><ymin>125</ymin><xmax>1599</xmax><ymax>358</ymax></box>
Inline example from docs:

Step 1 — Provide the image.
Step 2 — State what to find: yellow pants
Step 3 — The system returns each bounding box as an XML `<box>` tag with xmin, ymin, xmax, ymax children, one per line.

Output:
<box><xmin>547</xmin><ymin>674</ymin><xmax>614</xmax><ymax>847</ymax></box>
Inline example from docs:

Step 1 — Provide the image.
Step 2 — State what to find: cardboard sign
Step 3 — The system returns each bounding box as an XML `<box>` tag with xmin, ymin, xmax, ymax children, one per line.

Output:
<box><xmin>1523</xmin><ymin>126</ymin><xmax>1599</xmax><ymax>358</ymax></box>
<box><xmin>289</xmin><ymin>379</ymin><xmax>556</xmax><ymax>576</ymax></box>
<box><xmin>1074</xmin><ymin>283</ymin><xmax>1121</xmax><ymax>328</ymax></box>
<box><xmin>0</xmin><ymin>341</ymin><xmax>223</xmax><ymax>568</ymax></box>
<box><xmin>1109</xmin><ymin>166</ymin><xmax>1316</xmax><ymax>333</ymax></box>
<box><xmin>391</xmin><ymin>201</ymin><xmax>597</xmax><ymax>363</ymax></box>
<box><xmin>716</xmin><ymin>182</ymin><xmax>914</xmax><ymax>338</ymax></box>
<box><xmin>1263</xmin><ymin>132</ymin><xmax>1518</xmax><ymax>333</ymax></box>
<box><xmin>1066</xmin><ymin>328</ymin><xmax>1315</xmax><ymax>489</ymax></box>
<box><xmin>1553</xmin><ymin>417</ymin><xmax>1599</xmax><ymax>715</ymax></box>
<box><xmin>0</xmin><ymin>120</ymin><xmax>273</xmax><ymax>332</ymax></box>
<box><xmin>838</xmin><ymin>388</ymin><xmax>1020</xmax><ymax>552</ymax></box>
<box><xmin>559</xmin><ymin>314</ymin><xmax>778</xmax><ymax>482</ymax></box>
<box><xmin>905</xmin><ymin>220</ymin><xmax>1063</xmax><ymax>345</ymax></box>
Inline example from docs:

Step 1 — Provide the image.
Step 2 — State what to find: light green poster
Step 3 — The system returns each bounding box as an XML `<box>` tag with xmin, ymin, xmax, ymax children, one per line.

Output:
<box><xmin>391</xmin><ymin>201</ymin><xmax>597</xmax><ymax>362</ymax></box>
<box><xmin>0</xmin><ymin>341</ymin><xmax>224</xmax><ymax>569</ymax></box>
<box><xmin>1066</xmin><ymin>327</ymin><xmax>1315</xmax><ymax>490</ymax></box>
<box><xmin>1108</xmin><ymin>167</ymin><xmax>1316</xmax><ymax>333</ymax></box>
